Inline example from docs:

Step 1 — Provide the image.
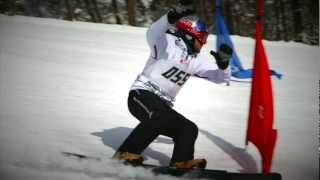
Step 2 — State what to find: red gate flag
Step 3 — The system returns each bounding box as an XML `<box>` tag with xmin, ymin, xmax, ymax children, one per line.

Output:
<box><xmin>245</xmin><ymin>0</ymin><xmax>278</xmax><ymax>173</ymax></box>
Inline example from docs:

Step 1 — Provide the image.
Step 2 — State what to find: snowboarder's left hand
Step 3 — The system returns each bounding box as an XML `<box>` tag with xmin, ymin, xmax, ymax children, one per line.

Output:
<box><xmin>167</xmin><ymin>0</ymin><xmax>195</xmax><ymax>24</ymax></box>
<box><xmin>178</xmin><ymin>0</ymin><xmax>194</xmax><ymax>5</ymax></box>
<box><xmin>210</xmin><ymin>44</ymin><xmax>233</xmax><ymax>70</ymax></box>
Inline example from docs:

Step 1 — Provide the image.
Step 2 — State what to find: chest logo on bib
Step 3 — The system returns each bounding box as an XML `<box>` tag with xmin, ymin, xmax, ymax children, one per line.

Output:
<box><xmin>179</xmin><ymin>53</ymin><xmax>194</xmax><ymax>64</ymax></box>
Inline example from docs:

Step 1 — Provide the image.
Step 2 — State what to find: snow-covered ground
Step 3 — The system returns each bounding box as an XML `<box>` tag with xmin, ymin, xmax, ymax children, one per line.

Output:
<box><xmin>0</xmin><ymin>15</ymin><xmax>319</xmax><ymax>180</ymax></box>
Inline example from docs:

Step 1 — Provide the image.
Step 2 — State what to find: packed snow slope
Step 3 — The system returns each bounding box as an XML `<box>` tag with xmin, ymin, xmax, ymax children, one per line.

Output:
<box><xmin>0</xmin><ymin>15</ymin><xmax>319</xmax><ymax>180</ymax></box>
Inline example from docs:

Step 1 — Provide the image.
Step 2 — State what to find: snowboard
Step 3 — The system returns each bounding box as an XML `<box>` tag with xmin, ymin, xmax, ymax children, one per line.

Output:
<box><xmin>62</xmin><ymin>151</ymin><xmax>282</xmax><ymax>180</ymax></box>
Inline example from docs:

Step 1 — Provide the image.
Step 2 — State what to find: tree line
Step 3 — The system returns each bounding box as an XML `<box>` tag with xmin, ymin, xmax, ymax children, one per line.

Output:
<box><xmin>0</xmin><ymin>0</ymin><xmax>318</xmax><ymax>45</ymax></box>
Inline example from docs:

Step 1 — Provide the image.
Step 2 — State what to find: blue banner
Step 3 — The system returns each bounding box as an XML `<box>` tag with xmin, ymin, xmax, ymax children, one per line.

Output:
<box><xmin>215</xmin><ymin>0</ymin><xmax>282</xmax><ymax>79</ymax></box>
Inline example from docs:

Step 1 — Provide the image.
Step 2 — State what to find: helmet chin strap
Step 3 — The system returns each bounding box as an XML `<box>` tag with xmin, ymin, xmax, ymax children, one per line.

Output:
<box><xmin>177</xmin><ymin>31</ymin><xmax>197</xmax><ymax>55</ymax></box>
<box><xmin>182</xmin><ymin>33</ymin><xmax>197</xmax><ymax>54</ymax></box>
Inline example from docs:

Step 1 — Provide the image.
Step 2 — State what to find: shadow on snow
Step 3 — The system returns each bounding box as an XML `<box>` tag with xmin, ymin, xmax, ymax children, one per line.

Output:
<box><xmin>91</xmin><ymin>127</ymin><xmax>172</xmax><ymax>166</ymax></box>
<box><xmin>91</xmin><ymin>127</ymin><xmax>257</xmax><ymax>172</ymax></box>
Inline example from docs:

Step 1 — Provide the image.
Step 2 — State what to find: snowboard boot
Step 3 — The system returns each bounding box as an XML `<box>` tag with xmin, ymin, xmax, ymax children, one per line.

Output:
<box><xmin>113</xmin><ymin>151</ymin><xmax>144</xmax><ymax>166</ymax></box>
<box><xmin>172</xmin><ymin>159</ymin><xmax>207</xmax><ymax>169</ymax></box>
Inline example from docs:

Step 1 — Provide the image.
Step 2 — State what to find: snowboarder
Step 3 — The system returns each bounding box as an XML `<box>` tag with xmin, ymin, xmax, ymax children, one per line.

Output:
<box><xmin>113</xmin><ymin>0</ymin><xmax>233</xmax><ymax>169</ymax></box>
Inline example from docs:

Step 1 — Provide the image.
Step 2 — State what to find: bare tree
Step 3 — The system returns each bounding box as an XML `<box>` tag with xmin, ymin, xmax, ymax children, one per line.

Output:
<box><xmin>83</xmin><ymin>0</ymin><xmax>102</xmax><ymax>22</ymax></box>
<box><xmin>223</xmin><ymin>0</ymin><xmax>234</xmax><ymax>34</ymax></box>
<box><xmin>83</xmin><ymin>0</ymin><xmax>95</xmax><ymax>22</ymax></box>
<box><xmin>112</xmin><ymin>0</ymin><xmax>122</xmax><ymax>24</ymax></box>
<box><xmin>198</xmin><ymin>0</ymin><xmax>206</xmax><ymax>22</ymax></box>
<box><xmin>64</xmin><ymin>0</ymin><xmax>73</xmax><ymax>20</ymax></box>
<box><xmin>275</xmin><ymin>0</ymin><xmax>282</xmax><ymax>40</ymax></box>
<box><xmin>291</xmin><ymin>0</ymin><xmax>303</xmax><ymax>41</ymax></box>
<box><xmin>91</xmin><ymin>0</ymin><xmax>102</xmax><ymax>22</ymax></box>
<box><xmin>127</xmin><ymin>0</ymin><xmax>137</xmax><ymax>26</ymax></box>
<box><xmin>277</xmin><ymin>0</ymin><xmax>288</xmax><ymax>41</ymax></box>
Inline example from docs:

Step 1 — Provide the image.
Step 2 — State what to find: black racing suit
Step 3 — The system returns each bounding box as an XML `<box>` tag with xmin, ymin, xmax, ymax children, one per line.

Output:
<box><xmin>117</xmin><ymin>89</ymin><xmax>198</xmax><ymax>165</ymax></box>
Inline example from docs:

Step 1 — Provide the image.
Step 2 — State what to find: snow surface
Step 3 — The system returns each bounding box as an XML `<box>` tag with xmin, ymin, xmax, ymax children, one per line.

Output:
<box><xmin>0</xmin><ymin>15</ymin><xmax>319</xmax><ymax>180</ymax></box>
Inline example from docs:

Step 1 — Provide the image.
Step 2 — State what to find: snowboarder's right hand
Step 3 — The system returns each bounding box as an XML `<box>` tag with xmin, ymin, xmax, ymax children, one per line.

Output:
<box><xmin>167</xmin><ymin>0</ymin><xmax>195</xmax><ymax>24</ymax></box>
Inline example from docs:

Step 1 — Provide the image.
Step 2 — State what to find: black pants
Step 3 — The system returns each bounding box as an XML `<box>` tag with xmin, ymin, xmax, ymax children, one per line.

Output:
<box><xmin>117</xmin><ymin>89</ymin><xmax>198</xmax><ymax>165</ymax></box>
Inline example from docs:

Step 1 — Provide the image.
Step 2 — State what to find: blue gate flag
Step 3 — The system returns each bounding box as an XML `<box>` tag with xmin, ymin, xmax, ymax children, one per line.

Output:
<box><xmin>215</xmin><ymin>0</ymin><xmax>282</xmax><ymax>80</ymax></box>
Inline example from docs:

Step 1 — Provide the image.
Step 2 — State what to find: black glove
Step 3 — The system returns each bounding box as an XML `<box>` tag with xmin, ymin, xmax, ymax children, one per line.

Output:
<box><xmin>167</xmin><ymin>0</ymin><xmax>195</xmax><ymax>24</ymax></box>
<box><xmin>210</xmin><ymin>44</ymin><xmax>233</xmax><ymax>70</ymax></box>
<box><xmin>178</xmin><ymin>0</ymin><xmax>193</xmax><ymax>5</ymax></box>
